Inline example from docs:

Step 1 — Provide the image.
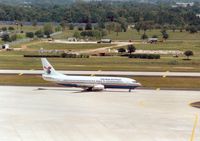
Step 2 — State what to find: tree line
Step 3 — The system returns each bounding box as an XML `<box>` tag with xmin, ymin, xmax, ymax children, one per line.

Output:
<box><xmin>0</xmin><ymin>1</ymin><xmax>199</xmax><ymax>28</ymax></box>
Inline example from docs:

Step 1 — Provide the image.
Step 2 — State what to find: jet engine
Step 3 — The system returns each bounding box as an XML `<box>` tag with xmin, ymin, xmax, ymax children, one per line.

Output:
<box><xmin>91</xmin><ymin>85</ymin><xmax>105</xmax><ymax>91</ymax></box>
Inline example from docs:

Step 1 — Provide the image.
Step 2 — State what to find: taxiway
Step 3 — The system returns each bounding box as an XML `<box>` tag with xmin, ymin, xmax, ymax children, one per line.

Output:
<box><xmin>0</xmin><ymin>86</ymin><xmax>199</xmax><ymax>141</ymax></box>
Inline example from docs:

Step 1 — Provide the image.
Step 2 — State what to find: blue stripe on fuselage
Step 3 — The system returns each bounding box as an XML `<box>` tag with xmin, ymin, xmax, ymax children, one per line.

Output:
<box><xmin>58</xmin><ymin>83</ymin><xmax>138</xmax><ymax>89</ymax></box>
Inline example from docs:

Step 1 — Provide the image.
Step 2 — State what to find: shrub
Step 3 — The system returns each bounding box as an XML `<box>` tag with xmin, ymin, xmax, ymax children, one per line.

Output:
<box><xmin>8</xmin><ymin>26</ymin><xmax>15</xmax><ymax>31</ymax></box>
<box><xmin>35</xmin><ymin>30</ymin><xmax>44</xmax><ymax>38</ymax></box>
<box><xmin>78</xmin><ymin>26</ymin><xmax>83</xmax><ymax>31</ymax></box>
<box><xmin>1</xmin><ymin>27</ymin><xmax>7</xmax><ymax>31</ymax></box>
<box><xmin>10</xmin><ymin>34</ymin><xmax>17</xmax><ymax>41</ymax></box>
<box><xmin>60</xmin><ymin>53</ymin><xmax>89</xmax><ymax>58</ymax></box>
<box><xmin>85</xmin><ymin>23</ymin><xmax>92</xmax><ymax>30</ymax></box>
<box><xmin>141</xmin><ymin>34</ymin><xmax>148</xmax><ymax>40</ymax></box>
<box><xmin>26</xmin><ymin>32</ymin><xmax>34</xmax><ymax>38</ymax></box>
<box><xmin>128</xmin><ymin>54</ymin><xmax>160</xmax><ymax>59</ymax></box>
<box><xmin>1</xmin><ymin>33</ymin><xmax>11</xmax><ymax>42</ymax></box>
<box><xmin>69</xmin><ymin>24</ymin><xmax>74</xmax><ymax>30</ymax></box>
<box><xmin>117</xmin><ymin>48</ymin><xmax>126</xmax><ymax>54</ymax></box>
<box><xmin>184</xmin><ymin>50</ymin><xmax>194</xmax><ymax>60</ymax></box>
<box><xmin>127</xmin><ymin>45</ymin><xmax>136</xmax><ymax>54</ymax></box>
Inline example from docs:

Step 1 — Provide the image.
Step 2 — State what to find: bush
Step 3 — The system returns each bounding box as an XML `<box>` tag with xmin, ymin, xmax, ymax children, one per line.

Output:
<box><xmin>69</xmin><ymin>24</ymin><xmax>74</xmax><ymax>30</ymax></box>
<box><xmin>60</xmin><ymin>53</ymin><xmax>89</xmax><ymax>58</ymax></box>
<box><xmin>1</xmin><ymin>27</ymin><xmax>7</xmax><ymax>31</ymax></box>
<box><xmin>184</xmin><ymin>50</ymin><xmax>194</xmax><ymax>59</ymax></box>
<box><xmin>26</xmin><ymin>32</ymin><xmax>34</xmax><ymax>38</ymax></box>
<box><xmin>1</xmin><ymin>33</ymin><xmax>11</xmax><ymax>42</ymax></box>
<box><xmin>141</xmin><ymin>34</ymin><xmax>148</xmax><ymax>40</ymax></box>
<box><xmin>128</xmin><ymin>54</ymin><xmax>160</xmax><ymax>59</ymax></box>
<box><xmin>85</xmin><ymin>23</ymin><xmax>92</xmax><ymax>30</ymax></box>
<box><xmin>8</xmin><ymin>26</ymin><xmax>15</xmax><ymax>31</ymax></box>
<box><xmin>35</xmin><ymin>30</ymin><xmax>44</xmax><ymax>38</ymax></box>
<box><xmin>117</xmin><ymin>48</ymin><xmax>126</xmax><ymax>54</ymax></box>
<box><xmin>10</xmin><ymin>34</ymin><xmax>17</xmax><ymax>41</ymax></box>
<box><xmin>78</xmin><ymin>26</ymin><xmax>83</xmax><ymax>31</ymax></box>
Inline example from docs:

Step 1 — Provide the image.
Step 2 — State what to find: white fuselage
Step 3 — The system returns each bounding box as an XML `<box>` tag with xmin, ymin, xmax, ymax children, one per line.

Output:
<box><xmin>42</xmin><ymin>74</ymin><xmax>141</xmax><ymax>90</ymax></box>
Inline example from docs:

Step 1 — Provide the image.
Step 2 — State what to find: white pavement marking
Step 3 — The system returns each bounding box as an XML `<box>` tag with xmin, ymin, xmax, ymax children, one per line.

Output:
<box><xmin>0</xmin><ymin>86</ymin><xmax>200</xmax><ymax>141</ymax></box>
<box><xmin>0</xmin><ymin>70</ymin><xmax>200</xmax><ymax>77</ymax></box>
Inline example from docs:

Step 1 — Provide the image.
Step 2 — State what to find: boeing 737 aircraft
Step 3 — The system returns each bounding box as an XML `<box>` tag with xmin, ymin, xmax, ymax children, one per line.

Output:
<box><xmin>41</xmin><ymin>58</ymin><xmax>141</xmax><ymax>92</ymax></box>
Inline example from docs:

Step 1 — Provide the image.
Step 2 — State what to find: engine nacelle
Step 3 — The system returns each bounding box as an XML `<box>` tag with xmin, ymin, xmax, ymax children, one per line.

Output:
<box><xmin>92</xmin><ymin>85</ymin><xmax>105</xmax><ymax>91</ymax></box>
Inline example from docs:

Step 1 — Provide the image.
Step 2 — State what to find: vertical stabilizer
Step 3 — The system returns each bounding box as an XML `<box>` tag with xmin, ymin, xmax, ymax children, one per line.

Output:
<box><xmin>41</xmin><ymin>58</ymin><xmax>57</xmax><ymax>75</ymax></box>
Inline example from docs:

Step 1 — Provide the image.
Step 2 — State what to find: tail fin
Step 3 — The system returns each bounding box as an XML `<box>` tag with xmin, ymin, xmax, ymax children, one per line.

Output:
<box><xmin>41</xmin><ymin>58</ymin><xmax>57</xmax><ymax>75</ymax></box>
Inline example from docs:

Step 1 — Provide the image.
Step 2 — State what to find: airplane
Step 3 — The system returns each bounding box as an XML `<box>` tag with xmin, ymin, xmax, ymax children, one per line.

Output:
<box><xmin>41</xmin><ymin>58</ymin><xmax>141</xmax><ymax>92</ymax></box>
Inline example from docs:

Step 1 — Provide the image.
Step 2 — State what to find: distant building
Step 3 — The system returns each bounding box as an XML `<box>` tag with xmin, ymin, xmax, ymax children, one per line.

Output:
<box><xmin>172</xmin><ymin>2</ymin><xmax>194</xmax><ymax>8</ymax></box>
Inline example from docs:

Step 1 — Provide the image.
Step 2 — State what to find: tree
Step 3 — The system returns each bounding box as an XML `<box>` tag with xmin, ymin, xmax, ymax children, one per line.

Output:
<box><xmin>35</xmin><ymin>30</ymin><xmax>44</xmax><ymax>38</ymax></box>
<box><xmin>85</xmin><ymin>23</ymin><xmax>92</xmax><ymax>30</ymax></box>
<box><xmin>2</xmin><ymin>34</ymin><xmax>10</xmax><ymax>42</ymax></box>
<box><xmin>135</xmin><ymin>23</ymin><xmax>141</xmax><ymax>33</ymax></box>
<box><xmin>106</xmin><ymin>22</ymin><xmax>114</xmax><ymax>34</ymax></box>
<box><xmin>60</xmin><ymin>21</ymin><xmax>66</xmax><ymax>31</ymax></box>
<box><xmin>162</xmin><ymin>32</ymin><xmax>169</xmax><ymax>40</ymax></box>
<box><xmin>43</xmin><ymin>23</ymin><xmax>53</xmax><ymax>37</ymax></box>
<box><xmin>69</xmin><ymin>24</ymin><xmax>74</xmax><ymax>30</ymax></box>
<box><xmin>171</xmin><ymin>25</ymin><xmax>176</xmax><ymax>32</ymax></box>
<box><xmin>55</xmin><ymin>26</ymin><xmax>62</xmax><ymax>32</ymax></box>
<box><xmin>26</xmin><ymin>32</ymin><xmax>34</xmax><ymax>38</ymax></box>
<box><xmin>78</xmin><ymin>26</ymin><xmax>83</xmax><ymax>31</ymax></box>
<box><xmin>141</xmin><ymin>34</ymin><xmax>148</xmax><ymax>40</ymax></box>
<box><xmin>184</xmin><ymin>50</ymin><xmax>194</xmax><ymax>60</ymax></box>
<box><xmin>8</xmin><ymin>26</ymin><xmax>15</xmax><ymax>31</ymax></box>
<box><xmin>188</xmin><ymin>26</ymin><xmax>198</xmax><ymax>33</ymax></box>
<box><xmin>20</xmin><ymin>23</ymin><xmax>23</xmax><ymax>32</ymax></box>
<box><xmin>32</xmin><ymin>20</ymin><xmax>37</xmax><ymax>27</ymax></box>
<box><xmin>117</xmin><ymin>48</ymin><xmax>126</xmax><ymax>54</ymax></box>
<box><xmin>1</xmin><ymin>27</ymin><xmax>7</xmax><ymax>31</ymax></box>
<box><xmin>73</xmin><ymin>31</ymin><xmax>80</xmax><ymax>39</ymax></box>
<box><xmin>127</xmin><ymin>45</ymin><xmax>136</xmax><ymax>55</ymax></box>
<box><xmin>98</xmin><ymin>22</ymin><xmax>105</xmax><ymax>29</ymax></box>
<box><xmin>10</xmin><ymin>34</ymin><xmax>17</xmax><ymax>41</ymax></box>
<box><xmin>115</xmin><ymin>23</ymin><xmax>121</xmax><ymax>36</ymax></box>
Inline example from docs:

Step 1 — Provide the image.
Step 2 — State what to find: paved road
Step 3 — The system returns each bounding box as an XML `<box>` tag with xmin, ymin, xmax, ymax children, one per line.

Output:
<box><xmin>0</xmin><ymin>69</ymin><xmax>200</xmax><ymax>77</ymax></box>
<box><xmin>0</xmin><ymin>86</ymin><xmax>199</xmax><ymax>141</ymax></box>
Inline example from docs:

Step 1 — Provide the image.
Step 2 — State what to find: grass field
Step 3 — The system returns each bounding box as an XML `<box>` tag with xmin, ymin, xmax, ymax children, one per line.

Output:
<box><xmin>105</xmin><ymin>29</ymin><xmax>200</xmax><ymax>41</ymax></box>
<box><xmin>27</xmin><ymin>42</ymin><xmax>113</xmax><ymax>51</ymax></box>
<box><xmin>0</xmin><ymin>74</ymin><xmax>199</xmax><ymax>90</ymax></box>
<box><xmin>135</xmin><ymin>40</ymin><xmax>200</xmax><ymax>53</ymax></box>
<box><xmin>0</xmin><ymin>24</ymin><xmax>42</xmax><ymax>32</ymax></box>
<box><xmin>0</xmin><ymin>55</ymin><xmax>199</xmax><ymax>72</ymax></box>
<box><xmin>54</xmin><ymin>29</ymin><xmax>200</xmax><ymax>41</ymax></box>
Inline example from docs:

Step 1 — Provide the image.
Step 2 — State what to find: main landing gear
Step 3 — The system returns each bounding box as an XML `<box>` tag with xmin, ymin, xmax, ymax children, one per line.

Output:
<box><xmin>129</xmin><ymin>89</ymin><xmax>132</xmax><ymax>92</ymax></box>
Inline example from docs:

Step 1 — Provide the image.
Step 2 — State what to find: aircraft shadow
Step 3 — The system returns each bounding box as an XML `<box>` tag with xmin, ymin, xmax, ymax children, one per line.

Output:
<box><xmin>35</xmin><ymin>87</ymin><xmax>135</xmax><ymax>93</ymax></box>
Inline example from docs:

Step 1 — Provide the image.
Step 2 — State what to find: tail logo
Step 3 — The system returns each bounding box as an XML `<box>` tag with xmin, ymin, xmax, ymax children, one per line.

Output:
<box><xmin>44</xmin><ymin>66</ymin><xmax>51</xmax><ymax>74</ymax></box>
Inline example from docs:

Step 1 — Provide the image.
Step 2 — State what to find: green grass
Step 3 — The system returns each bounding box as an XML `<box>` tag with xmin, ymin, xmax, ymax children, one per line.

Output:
<box><xmin>0</xmin><ymin>75</ymin><xmax>199</xmax><ymax>90</ymax></box>
<box><xmin>0</xmin><ymin>25</ymin><xmax>43</xmax><ymax>32</ymax></box>
<box><xmin>52</xmin><ymin>29</ymin><xmax>75</xmax><ymax>39</ymax></box>
<box><xmin>105</xmin><ymin>29</ymin><xmax>200</xmax><ymax>41</ymax></box>
<box><xmin>51</xmin><ymin>28</ymin><xmax>200</xmax><ymax>41</ymax></box>
<box><xmin>27</xmin><ymin>42</ymin><xmax>113</xmax><ymax>51</ymax></box>
<box><xmin>134</xmin><ymin>76</ymin><xmax>200</xmax><ymax>89</ymax></box>
<box><xmin>135</xmin><ymin>40</ymin><xmax>200</xmax><ymax>52</ymax></box>
<box><xmin>0</xmin><ymin>55</ymin><xmax>200</xmax><ymax>72</ymax></box>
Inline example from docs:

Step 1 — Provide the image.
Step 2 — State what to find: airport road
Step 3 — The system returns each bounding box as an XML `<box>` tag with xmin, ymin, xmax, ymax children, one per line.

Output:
<box><xmin>0</xmin><ymin>69</ymin><xmax>200</xmax><ymax>77</ymax></box>
<box><xmin>0</xmin><ymin>86</ymin><xmax>200</xmax><ymax>141</ymax></box>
